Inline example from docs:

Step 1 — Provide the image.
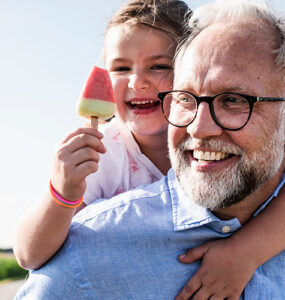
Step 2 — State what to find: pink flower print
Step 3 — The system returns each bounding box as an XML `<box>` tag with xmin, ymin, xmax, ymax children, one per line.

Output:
<box><xmin>112</xmin><ymin>132</ymin><xmax>121</xmax><ymax>142</ymax></box>
<box><xmin>130</xmin><ymin>159</ymin><xmax>139</xmax><ymax>172</ymax></box>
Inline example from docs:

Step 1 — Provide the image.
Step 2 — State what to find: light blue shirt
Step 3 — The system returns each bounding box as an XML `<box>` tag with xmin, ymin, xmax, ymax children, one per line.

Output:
<box><xmin>15</xmin><ymin>169</ymin><xmax>285</xmax><ymax>300</ymax></box>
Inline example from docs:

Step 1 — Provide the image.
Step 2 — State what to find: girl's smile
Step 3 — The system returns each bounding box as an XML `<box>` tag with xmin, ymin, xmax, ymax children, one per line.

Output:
<box><xmin>127</xmin><ymin>97</ymin><xmax>161</xmax><ymax>115</ymax></box>
<box><xmin>105</xmin><ymin>24</ymin><xmax>175</xmax><ymax>137</ymax></box>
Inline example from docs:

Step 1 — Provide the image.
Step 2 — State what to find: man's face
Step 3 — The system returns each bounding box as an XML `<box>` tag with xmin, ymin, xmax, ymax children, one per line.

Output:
<box><xmin>168</xmin><ymin>22</ymin><xmax>285</xmax><ymax>210</ymax></box>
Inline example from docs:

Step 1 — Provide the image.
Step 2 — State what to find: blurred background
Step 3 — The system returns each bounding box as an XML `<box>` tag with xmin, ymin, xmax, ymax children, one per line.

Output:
<box><xmin>1</xmin><ymin>0</ymin><xmax>284</xmax><ymax>250</ymax></box>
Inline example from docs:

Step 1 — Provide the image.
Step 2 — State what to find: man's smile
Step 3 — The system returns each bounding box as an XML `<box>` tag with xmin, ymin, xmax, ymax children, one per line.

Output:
<box><xmin>193</xmin><ymin>150</ymin><xmax>233</xmax><ymax>161</ymax></box>
<box><xmin>184</xmin><ymin>148</ymin><xmax>240</xmax><ymax>172</ymax></box>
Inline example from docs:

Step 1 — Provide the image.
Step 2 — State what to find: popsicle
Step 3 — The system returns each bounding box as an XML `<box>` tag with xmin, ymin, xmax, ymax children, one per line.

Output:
<box><xmin>77</xmin><ymin>66</ymin><xmax>116</xmax><ymax>128</ymax></box>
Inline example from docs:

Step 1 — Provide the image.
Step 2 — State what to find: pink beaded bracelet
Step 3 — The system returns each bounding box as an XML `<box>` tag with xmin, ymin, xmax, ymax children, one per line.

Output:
<box><xmin>49</xmin><ymin>181</ymin><xmax>84</xmax><ymax>208</ymax></box>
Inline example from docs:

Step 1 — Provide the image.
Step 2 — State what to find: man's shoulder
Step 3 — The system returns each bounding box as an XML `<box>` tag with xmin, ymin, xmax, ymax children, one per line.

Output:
<box><xmin>73</xmin><ymin>174</ymin><xmax>171</xmax><ymax>226</ymax></box>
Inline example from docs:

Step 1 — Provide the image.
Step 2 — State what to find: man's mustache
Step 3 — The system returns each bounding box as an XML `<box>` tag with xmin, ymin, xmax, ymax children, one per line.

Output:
<box><xmin>179</xmin><ymin>137</ymin><xmax>244</xmax><ymax>156</ymax></box>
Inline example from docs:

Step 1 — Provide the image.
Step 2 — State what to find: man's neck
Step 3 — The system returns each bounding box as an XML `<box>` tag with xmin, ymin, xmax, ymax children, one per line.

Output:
<box><xmin>213</xmin><ymin>165</ymin><xmax>285</xmax><ymax>224</ymax></box>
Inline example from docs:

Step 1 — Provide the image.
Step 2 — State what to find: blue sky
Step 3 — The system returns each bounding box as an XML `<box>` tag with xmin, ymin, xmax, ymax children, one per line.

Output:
<box><xmin>1</xmin><ymin>0</ymin><xmax>284</xmax><ymax>248</ymax></box>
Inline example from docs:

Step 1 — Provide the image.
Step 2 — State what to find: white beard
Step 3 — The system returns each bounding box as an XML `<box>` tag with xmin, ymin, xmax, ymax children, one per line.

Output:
<box><xmin>169</xmin><ymin>127</ymin><xmax>284</xmax><ymax>210</ymax></box>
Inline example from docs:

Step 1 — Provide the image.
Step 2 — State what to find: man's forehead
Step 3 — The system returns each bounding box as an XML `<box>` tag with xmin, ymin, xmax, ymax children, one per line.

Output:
<box><xmin>174</xmin><ymin>22</ymin><xmax>278</xmax><ymax>93</ymax></box>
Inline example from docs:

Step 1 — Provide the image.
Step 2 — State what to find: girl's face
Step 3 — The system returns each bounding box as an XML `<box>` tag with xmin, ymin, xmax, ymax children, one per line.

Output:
<box><xmin>105</xmin><ymin>25</ymin><xmax>175</xmax><ymax>138</ymax></box>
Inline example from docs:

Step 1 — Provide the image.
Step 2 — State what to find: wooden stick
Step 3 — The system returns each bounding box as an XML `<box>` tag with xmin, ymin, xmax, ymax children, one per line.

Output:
<box><xmin>90</xmin><ymin>116</ymin><xmax>98</xmax><ymax>129</ymax></box>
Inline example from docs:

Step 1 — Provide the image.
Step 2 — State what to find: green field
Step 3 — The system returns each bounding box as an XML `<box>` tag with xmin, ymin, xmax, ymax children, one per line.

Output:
<box><xmin>0</xmin><ymin>251</ymin><xmax>28</xmax><ymax>282</ymax></box>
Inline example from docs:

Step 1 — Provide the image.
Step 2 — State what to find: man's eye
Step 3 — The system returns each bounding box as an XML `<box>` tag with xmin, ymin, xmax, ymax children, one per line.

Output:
<box><xmin>221</xmin><ymin>96</ymin><xmax>247</xmax><ymax>105</ymax></box>
<box><xmin>178</xmin><ymin>96</ymin><xmax>191</xmax><ymax>103</ymax></box>
<box><xmin>218</xmin><ymin>95</ymin><xmax>249</xmax><ymax>112</ymax></box>
<box><xmin>151</xmin><ymin>64</ymin><xmax>172</xmax><ymax>70</ymax></box>
<box><xmin>223</xmin><ymin>97</ymin><xmax>239</xmax><ymax>103</ymax></box>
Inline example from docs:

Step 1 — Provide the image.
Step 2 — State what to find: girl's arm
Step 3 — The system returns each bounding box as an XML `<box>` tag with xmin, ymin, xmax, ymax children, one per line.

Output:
<box><xmin>175</xmin><ymin>183</ymin><xmax>285</xmax><ymax>300</ymax></box>
<box><xmin>13</xmin><ymin>189</ymin><xmax>80</xmax><ymax>270</ymax></box>
<box><xmin>13</xmin><ymin>127</ymin><xmax>105</xmax><ymax>270</ymax></box>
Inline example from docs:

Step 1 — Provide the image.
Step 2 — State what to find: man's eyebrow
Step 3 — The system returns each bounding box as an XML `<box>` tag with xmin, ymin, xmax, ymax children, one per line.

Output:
<box><xmin>221</xmin><ymin>86</ymin><xmax>251</xmax><ymax>94</ymax></box>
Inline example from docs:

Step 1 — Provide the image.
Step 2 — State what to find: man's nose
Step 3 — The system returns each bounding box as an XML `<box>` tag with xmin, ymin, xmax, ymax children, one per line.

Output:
<box><xmin>186</xmin><ymin>102</ymin><xmax>223</xmax><ymax>139</ymax></box>
<box><xmin>128</xmin><ymin>70</ymin><xmax>149</xmax><ymax>90</ymax></box>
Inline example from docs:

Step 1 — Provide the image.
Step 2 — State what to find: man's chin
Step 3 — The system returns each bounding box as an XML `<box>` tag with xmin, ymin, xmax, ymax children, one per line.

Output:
<box><xmin>176</xmin><ymin>170</ymin><xmax>232</xmax><ymax>210</ymax></box>
<box><xmin>169</xmin><ymin>125</ymin><xmax>284</xmax><ymax>211</ymax></box>
<box><xmin>174</xmin><ymin>163</ymin><xmax>261</xmax><ymax>210</ymax></box>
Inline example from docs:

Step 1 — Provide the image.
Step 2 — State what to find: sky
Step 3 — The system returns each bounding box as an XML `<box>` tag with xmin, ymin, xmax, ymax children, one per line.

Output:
<box><xmin>1</xmin><ymin>0</ymin><xmax>284</xmax><ymax>249</ymax></box>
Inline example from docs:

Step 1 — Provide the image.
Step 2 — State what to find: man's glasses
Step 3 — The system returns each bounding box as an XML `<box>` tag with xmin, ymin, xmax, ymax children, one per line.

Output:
<box><xmin>158</xmin><ymin>91</ymin><xmax>285</xmax><ymax>131</ymax></box>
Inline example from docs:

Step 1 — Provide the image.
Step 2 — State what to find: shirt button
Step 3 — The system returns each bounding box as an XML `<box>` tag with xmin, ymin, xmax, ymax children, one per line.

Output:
<box><xmin>222</xmin><ymin>225</ymin><xmax>231</xmax><ymax>233</ymax></box>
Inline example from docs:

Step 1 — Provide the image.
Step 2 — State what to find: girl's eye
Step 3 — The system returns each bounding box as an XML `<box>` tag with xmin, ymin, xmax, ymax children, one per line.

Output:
<box><xmin>112</xmin><ymin>66</ymin><xmax>130</xmax><ymax>72</ymax></box>
<box><xmin>151</xmin><ymin>64</ymin><xmax>172</xmax><ymax>70</ymax></box>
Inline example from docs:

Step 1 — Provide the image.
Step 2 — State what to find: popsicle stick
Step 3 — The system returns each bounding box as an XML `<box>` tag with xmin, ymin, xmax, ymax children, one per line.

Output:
<box><xmin>90</xmin><ymin>116</ymin><xmax>98</xmax><ymax>129</ymax></box>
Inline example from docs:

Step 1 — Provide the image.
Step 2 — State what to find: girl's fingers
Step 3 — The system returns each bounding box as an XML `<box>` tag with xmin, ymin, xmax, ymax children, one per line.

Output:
<box><xmin>60</xmin><ymin>127</ymin><xmax>104</xmax><ymax>144</ymax></box>
<box><xmin>192</xmin><ymin>287</ymin><xmax>212</xmax><ymax>300</ymax></box>
<box><xmin>178</xmin><ymin>244</ymin><xmax>209</xmax><ymax>264</ymax></box>
<box><xmin>208</xmin><ymin>296</ymin><xmax>224</xmax><ymax>300</ymax></box>
<box><xmin>73</xmin><ymin>147</ymin><xmax>101</xmax><ymax>166</ymax></box>
<box><xmin>54</xmin><ymin>146</ymin><xmax>101</xmax><ymax>180</ymax></box>
<box><xmin>74</xmin><ymin>161</ymin><xmax>99</xmax><ymax>180</ymax></box>
<box><xmin>51</xmin><ymin>127</ymin><xmax>106</xmax><ymax>200</ymax></box>
<box><xmin>175</xmin><ymin>276</ymin><xmax>202</xmax><ymax>300</ymax></box>
<box><xmin>65</xmin><ymin>133</ymin><xmax>106</xmax><ymax>154</ymax></box>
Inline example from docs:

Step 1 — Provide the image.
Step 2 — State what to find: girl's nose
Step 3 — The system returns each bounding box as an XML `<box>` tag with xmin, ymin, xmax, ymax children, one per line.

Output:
<box><xmin>128</xmin><ymin>70</ymin><xmax>150</xmax><ymax>90</ymax></box>
<box><xmin>186</xmin><ymin>102</ymin><xmax>223</xmax><ymax>139</ymax></box>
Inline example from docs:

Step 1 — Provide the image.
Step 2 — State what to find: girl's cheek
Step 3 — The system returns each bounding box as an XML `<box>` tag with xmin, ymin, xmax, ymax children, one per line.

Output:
<box><xmin>110</xmin><ymin>75</ymin><xmax>120</xmax><ymax>89</ymax></box>
<box><xmin>112</xmin><ymin>77</ymin><xmax>128</xmax><ymax>103</ymax></box>
<box><xmin>109</xmin><ymin>74</ymin><xmax>118</xmax><ymax>88</ymax></box>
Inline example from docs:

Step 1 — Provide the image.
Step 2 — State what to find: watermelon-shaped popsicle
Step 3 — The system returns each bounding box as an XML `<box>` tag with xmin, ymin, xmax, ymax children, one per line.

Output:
<box><xmin>77</xmin><ymin>66</ymin><xmax>116</xmax><ymax>128</ymax></box>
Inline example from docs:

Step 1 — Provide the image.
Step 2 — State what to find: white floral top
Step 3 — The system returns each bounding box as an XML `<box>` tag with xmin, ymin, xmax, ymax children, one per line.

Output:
<box><xmin>84</xmin><ymin>118</ymin><xmax>163</xmax><ymax>205</ymax></box>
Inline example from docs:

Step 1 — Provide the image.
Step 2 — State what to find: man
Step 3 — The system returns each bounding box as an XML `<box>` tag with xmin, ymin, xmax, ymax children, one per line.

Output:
<box><xmin>15</xmin><ymin>0</ymin><xmax>285</xmax><ymax>299</ymax></box>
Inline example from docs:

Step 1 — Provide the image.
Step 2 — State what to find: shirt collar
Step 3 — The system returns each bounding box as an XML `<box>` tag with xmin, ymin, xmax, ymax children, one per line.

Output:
<box><xmin>167</xmin><ymin>169</ymin><xmax>285</xmax><ymax>232</ymax></box>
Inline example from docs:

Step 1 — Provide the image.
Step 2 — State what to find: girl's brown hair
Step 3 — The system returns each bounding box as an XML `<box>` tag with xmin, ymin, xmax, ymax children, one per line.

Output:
<box><xmin>104</xmin><ymin>0</ymin><xmax>192</xmax><ymax>50</ymax></box>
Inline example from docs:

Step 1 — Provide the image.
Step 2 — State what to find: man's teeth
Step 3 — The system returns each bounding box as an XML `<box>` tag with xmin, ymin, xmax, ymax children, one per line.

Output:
<box><xmin>130</xmin><ymin>100</ymin><xmax>157</xmax><ymax>105</ymax></box>
<box><xmin>193</xmin><ymin>150</ymin><xmax>230</xmax><ymax>161</ymax></box>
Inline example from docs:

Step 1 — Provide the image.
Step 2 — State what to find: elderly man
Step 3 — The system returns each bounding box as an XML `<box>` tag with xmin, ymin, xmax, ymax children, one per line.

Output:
<box><xmin>15</xmin><ymin>0</ymin><xmax>285</xmax><ymax>299</ymax></box>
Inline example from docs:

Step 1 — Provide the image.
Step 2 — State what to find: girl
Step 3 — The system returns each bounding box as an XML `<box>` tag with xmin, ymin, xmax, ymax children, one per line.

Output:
<box><xmin>13</xmin><ymin>0</ymin><xmax>285</xmax><ymax>299</ymax></box>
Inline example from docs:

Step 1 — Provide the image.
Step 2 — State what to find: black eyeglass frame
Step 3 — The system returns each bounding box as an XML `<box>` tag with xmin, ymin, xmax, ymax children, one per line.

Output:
<box><xmin>158</xmin><ymin>90</ymin><xmax>285</xmax><ymax>131</ymax></box>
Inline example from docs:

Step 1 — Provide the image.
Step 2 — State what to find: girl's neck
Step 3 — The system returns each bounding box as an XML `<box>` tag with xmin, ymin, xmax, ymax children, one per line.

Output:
<box><xmin>132</xmin><ymin>131</ymin><xmax>170</xmax><ymax>175</ymax></box>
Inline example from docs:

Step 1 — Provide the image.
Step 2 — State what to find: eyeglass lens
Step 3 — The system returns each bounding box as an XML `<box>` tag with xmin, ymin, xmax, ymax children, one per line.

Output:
<box><xmin>162</xmin><ymin>92</ymin><xmax>251</xmax><ymax>129</ymax></box>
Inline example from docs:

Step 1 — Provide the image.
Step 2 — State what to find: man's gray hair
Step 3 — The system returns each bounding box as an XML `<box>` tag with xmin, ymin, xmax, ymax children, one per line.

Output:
<box><xmin>177</xmin><ymin>0</ymin><xmax>285</xmax><ymax>71</ymax></box>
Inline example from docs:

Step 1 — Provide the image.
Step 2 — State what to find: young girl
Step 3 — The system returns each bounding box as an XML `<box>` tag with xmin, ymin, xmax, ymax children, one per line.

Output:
<box><xmin>13</xmin><ymin>0</ymin><xmax>285</xmax><ymax>299</ymax></box>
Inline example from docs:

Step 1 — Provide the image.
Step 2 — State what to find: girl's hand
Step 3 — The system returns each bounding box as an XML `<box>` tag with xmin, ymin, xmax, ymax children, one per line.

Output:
<box><xmin>51</xmin><ymin>127</ymin><xmax>106</xmax><ymax>201</ymax></box>
<box><xmin>175</xmin><ymin>238</ymin><xmax>257</xmax><ymax>300</ymax></box>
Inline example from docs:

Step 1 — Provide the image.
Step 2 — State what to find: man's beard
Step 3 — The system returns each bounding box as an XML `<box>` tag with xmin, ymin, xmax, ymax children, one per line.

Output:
<box><xmin>169</xmin><ymin>130</ymin><xmax>284</xmax><ymax>211</ymax></box>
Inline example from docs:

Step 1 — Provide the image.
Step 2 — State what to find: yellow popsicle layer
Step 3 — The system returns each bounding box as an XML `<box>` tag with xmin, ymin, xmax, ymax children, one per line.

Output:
<box><xmin>77</xmin><ymin>98</ymin><xmax>116</xmax><ymax>120</ymax></box>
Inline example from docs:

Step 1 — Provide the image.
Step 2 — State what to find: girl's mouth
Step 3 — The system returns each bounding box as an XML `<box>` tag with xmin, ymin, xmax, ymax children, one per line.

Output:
<box><xmin>127</xmin><ymin>99</ymin><xmax>161</xmax><ymax>114</ymax></box>
<box><xmin>128</xmin><ymin>99</ymin><xmax>160</xmax><ymax>110</ymax></box>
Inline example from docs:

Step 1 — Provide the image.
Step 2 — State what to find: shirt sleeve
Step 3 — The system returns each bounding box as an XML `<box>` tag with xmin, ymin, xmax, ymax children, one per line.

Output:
<box><xmin>14</xmin><ymin>245</ymin><xmax>83</xmax><ymax>299</ymax></box>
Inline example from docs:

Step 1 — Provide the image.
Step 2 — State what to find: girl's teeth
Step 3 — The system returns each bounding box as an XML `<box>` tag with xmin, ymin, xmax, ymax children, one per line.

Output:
<box><xmin>193</xmin><ymin>150</ymin><xmax>230</xmax><ymax>161</ymax></box>
<box><xmin>130</xmin><ymin>100</ymin><xmax>156</xmax><ymax>105</ymax></box>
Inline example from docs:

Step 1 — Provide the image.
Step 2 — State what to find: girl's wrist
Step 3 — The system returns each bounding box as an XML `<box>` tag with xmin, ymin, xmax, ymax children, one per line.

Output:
<box><xmin>228</xmin><ymin>232</ymin><xmax>263</xmax><ymax>267</ymax></box>
<box><xmin>49</xmin><ymin>181</ymin><xmax>84</xmax><ymax>208</ymax></box>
